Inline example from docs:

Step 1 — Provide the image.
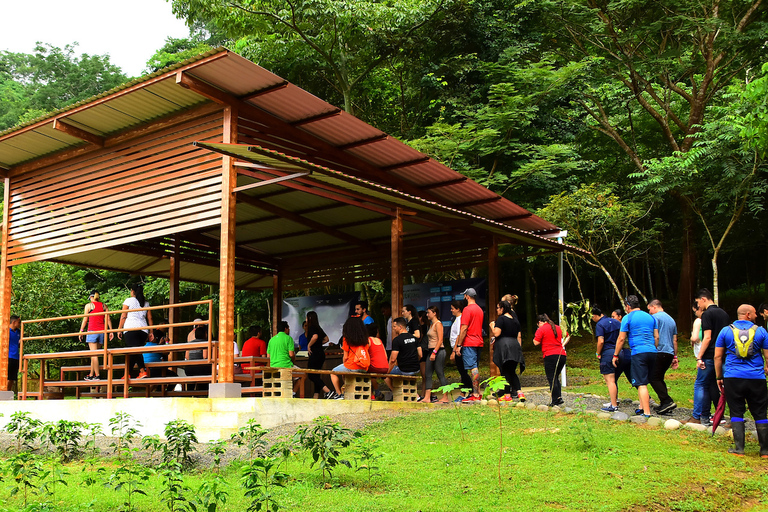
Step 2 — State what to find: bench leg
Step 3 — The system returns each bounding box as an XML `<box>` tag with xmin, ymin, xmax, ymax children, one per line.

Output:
<box><xmin>343</xmin><ymin>374</ymin><xmax>372</xmax><ymax>400</ymax></box>
<box><xmin>391</xmin><ymin>377</ymin><xmax>419</xmax><ymax>402</ymax></box>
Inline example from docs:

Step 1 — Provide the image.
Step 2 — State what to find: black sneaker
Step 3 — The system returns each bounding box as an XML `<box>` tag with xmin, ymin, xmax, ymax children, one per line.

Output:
<box><xmin>325</xmin><ymin>391</ymin><xmax>337</xmax><ymax>399</ymax></box>
<box><xmin>84</xmin><ymin>375</ymin><xmax>95</xmax><ymax>381</ymax></box>
<box><xmin>656</xmin><ymin>402</ymin><xmax>677</xmax><ymax>414</ymax></box>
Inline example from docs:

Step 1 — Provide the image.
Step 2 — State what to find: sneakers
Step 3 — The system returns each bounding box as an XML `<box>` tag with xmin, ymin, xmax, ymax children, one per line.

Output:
<box><xmin>517</xmin><ymin>391</ymin><xmax>526</xmax><ymax>402</ymax></box>
<box><xmin>332</xmin><ymin>393</ymin><xmax>344</xmax><ymax>400</ymax></box>
<box><xmin>603</xmin><ymin>402</ymin><xmax>612</xmax><ymax>408</ymax></box>
<box><xmin>655</xmin><ymin>402</ymin><xmax>677</xmax><ymax>414</ymax></box>
<box><xmin>84</xmin><ymin>374</ymin><xmax>99</xmax><ymax>381</ymax></box>
<box><xmin>325</xmin><ymin>391</ymin><xmax>340</xmax><ymax>399</ymax></box>
<box><xmin>431</xmin><ymin>395</ymin><xmax>439</xmax><ymax>403</ymax></box>
<box><xmin>601</xmin><ymin>405</ymin><xmax>619</xmax><ymax>412</ymax></box>
<box><xmin>683</xmin><ymin>417</ymin><xmax>701</xmax><ymax>424</ymax></box>
<box><xmin>454</xmin><ymin>395</ymin><xmax>466</xmax><ymax>403</ymax></box>
<box><xmin>461</xmin><ymin>395</ymin><xmax>481</xmax><ymax>403</ymax></box>
<box><xmin>548</xmin><ymin>398</ymin><xmax>564</xmax><ymax>407</ymax></box>
<box><xmin>701</xmin><ymin>418</ymin><xmax>713</xmax><ymax>427</ymax></box>
<box><xmin>499</xmin><ymin>395</ymin><xmax>514</xmax><ymax>402</ymax></box>
<box><xmin>634</xmin><ymin>408</ymin><xmax>645</xmax><ymax>415</ymax></box>
<box><xmin>136</xmin><ymin>370</ymin><xmax>148</xmax><ymax>379</ymax></box>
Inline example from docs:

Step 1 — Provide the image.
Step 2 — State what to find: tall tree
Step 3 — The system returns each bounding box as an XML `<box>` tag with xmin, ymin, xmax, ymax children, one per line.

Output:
<box><xmin>170</xmin><ymin>0</ymin><xmax>451</xmax><ymax>114</ymax></box>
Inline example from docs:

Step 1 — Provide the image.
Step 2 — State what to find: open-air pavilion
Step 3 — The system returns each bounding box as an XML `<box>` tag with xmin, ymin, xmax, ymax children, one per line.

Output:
<box><xmin>0</xmin><ymin>48</ymin><xmax>583</xmax><ymax>409</ymax></box>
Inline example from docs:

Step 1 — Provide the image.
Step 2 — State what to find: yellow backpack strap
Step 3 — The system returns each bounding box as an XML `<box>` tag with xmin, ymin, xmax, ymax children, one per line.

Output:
<box><xmin>732</xmin><ymin>324</ymin><xmax>757</xmax><ymax>358</ymax></box>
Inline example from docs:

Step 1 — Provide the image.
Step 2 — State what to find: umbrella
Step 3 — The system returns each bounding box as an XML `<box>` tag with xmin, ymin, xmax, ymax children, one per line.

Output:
<box><xmin>712</xmin><ymin>386</ymin><xmax>727</xmax><ymax>436</ymax></box>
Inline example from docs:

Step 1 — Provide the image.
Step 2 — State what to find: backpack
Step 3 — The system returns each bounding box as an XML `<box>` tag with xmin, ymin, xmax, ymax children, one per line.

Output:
<box><xmin>730</xmin><ymin>324</ymin><xmax>758</xmax><ymax>358</ymax></box>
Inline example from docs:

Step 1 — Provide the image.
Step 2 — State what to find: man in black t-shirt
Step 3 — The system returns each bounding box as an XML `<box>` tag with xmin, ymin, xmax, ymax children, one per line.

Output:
<box><xmin>686</xmin><ymin>288</ymin><xmax>731</xmax><ymax>425</ymax></box>
<box><xmin>385</xmin><ymin>317</ymin><xmax>422</xmax><ymax>389</ymax></box>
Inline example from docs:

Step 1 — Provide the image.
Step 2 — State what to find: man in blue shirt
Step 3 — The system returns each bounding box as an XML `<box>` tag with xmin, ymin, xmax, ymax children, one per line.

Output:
<box><xmin>354</xmin><ymin>301</ymin><xmax>375</xmax><ymax>325</ymax></box>
<box><xmin>613</xmin><ymin>295</ymin><xmax>659</xmax><ymax>417</ymax></box>
<box><xmin>715</xmin><ymin>304</ymin><xmax>768</xmax><ymax>457</ymax></box>
<box><xmin>592</xmin><ymin>306</ymin><xmax>630</xmax><ymax>412</ymax></box>
<box><xmin>6</xmin><ymin>315</ymin><xmax>21</xmax><ymax>394</ymax></box>
<box><xmin>647</xmin><ymin>299</ymin><xmax>678</xmax><ymax>414</ymax></box>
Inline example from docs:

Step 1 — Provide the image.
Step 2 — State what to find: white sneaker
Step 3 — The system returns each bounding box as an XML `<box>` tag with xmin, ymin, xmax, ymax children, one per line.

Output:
<box><xmin>603</xmin><ymin>402</ymin><xmax>612</xmax><ymax>408</ymax></box>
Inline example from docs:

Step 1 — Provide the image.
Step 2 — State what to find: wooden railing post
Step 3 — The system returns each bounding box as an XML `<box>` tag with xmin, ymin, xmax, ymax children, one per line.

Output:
<box><xmin>0</xmin><ymin>176</ymin><xmax>12</xmax><ymax>397</ymax></box>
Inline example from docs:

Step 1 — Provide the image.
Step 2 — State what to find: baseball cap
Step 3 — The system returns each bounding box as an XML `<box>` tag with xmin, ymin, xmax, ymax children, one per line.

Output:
<box><xmin>89</xmin><ymin>290</ymin><xmax>98</xmax><ymax>298</ymax></box>
<box><xmin>462</xmin><ymin>288</ymin><xmax>477</xmax><ymax>298</ymax></box>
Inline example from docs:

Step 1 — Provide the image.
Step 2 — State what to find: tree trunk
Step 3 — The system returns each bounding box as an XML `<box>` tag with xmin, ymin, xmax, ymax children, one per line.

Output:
<box><xmin>524</xmin><ymin>260</ymin><xmax>534</xmax><ymax>341</ymax></box>
<box><xmin>677</xmin><ymin>202</ymin><xmax>696</xmax><ymax>327</ymax></box>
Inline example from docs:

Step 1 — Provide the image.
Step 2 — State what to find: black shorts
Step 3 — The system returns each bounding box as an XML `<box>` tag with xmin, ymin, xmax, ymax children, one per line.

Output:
<box><xmin>7</xmin><ymin>358</ymin><xmax>19</xmax><ymax>381</ymax></box>
<box><xmin>630</xmin><ymin>352</ymin><xmax>656</xmax><ymax>387</ymax></box>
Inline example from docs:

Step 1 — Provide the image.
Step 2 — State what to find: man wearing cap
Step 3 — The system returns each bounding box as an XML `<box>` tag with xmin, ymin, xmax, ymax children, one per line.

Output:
<box><xmin>78</xmin><ymin>290</ymin><xmax>114</xmax><ymax>381</ymax></box>
<box><xmin>647</xmin><ymin>299</ymin><xmax>678</xmax><ymax>414</ymax></box>
<box><xmin>453</xmin><ymin>288</ymin><xmax>484</xmax><ymax>402</ymax></box>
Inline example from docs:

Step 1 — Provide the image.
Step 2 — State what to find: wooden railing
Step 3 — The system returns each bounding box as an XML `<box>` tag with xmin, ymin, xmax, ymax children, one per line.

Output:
<box><xmin>19</xmin><ymin>300</ymin><xmax>214</xmax><ymax>400</ymax></box>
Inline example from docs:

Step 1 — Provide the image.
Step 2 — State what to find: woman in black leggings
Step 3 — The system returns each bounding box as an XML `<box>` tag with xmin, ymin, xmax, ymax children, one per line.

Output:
<box><xmin>306</xmin><ymin>311</ymin><xmax>332</xmax><ymax>399</ymax></box>
<box><xmin>117</xmin><ymin>283</ymin><xmax>153</xmax><ymax>379</ymax></box>
<box><xmin>490</xmin><ymin>300</ymin><xmax>524</xmax><ymax>401</ymax></box>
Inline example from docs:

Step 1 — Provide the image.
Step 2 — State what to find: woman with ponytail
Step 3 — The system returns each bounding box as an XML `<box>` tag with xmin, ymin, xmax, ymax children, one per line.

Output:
<box><xmin>118</xmin><ymin>283</ymin><xmax>153</xmax><ymax>379</ymax></box>
<box><xmin>532</xmin><ymin>313</ymin><xmax>567</xmax><ymax>406</ymax></box>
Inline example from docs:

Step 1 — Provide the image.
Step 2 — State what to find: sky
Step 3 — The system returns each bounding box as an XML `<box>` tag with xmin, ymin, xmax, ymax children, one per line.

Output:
<box><xmin>2</xmin><ymin>0</ymin><xmax>192</xmax><ymax>78</ymax></box>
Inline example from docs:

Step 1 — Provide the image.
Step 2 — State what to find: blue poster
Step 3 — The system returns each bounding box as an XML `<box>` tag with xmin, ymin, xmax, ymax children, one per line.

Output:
<box><xmin>402</xmin><ymin>278</ymin><xmax>487</xmax><ymax>329</ymax></box>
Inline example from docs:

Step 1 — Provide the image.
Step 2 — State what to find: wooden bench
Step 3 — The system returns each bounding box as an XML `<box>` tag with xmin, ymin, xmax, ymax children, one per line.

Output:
<box><xmin>261</xmin><ymin>368</ymin><xmax>419</xmax><ymax>401</ymax></box>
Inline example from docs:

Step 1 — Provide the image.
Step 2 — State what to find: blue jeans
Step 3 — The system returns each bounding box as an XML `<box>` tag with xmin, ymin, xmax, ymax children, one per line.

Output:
<box><xmin>693</xmin><ymin>358</ymin><xmax>719</xmax><ymax>420</ymax></box>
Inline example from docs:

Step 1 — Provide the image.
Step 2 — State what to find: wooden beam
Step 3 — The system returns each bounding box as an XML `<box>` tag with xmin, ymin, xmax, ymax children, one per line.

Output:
<box><xmin>337</xmin><ymin>135</ymin><xmax>388</xmax><ymax>150</ymax></box>
<box><xmin>488</xmin><ymin>237</ymin><xmax>500</xmax><ymax>377</ymax></box>
<box><xmin>0</xmin><ymin>177</ymin><xmax>11</xmax><ymax>392</ymax></box>
<box><xmin>232</xmin><ymin>171</ymin><xmax>310</xmax><ymax>194</ymax></box>
<box><xmin>239</xmin><ymin>216</ymin><xmax>386</xmax><ymax>245</ymax></box>
<box><xmin>176</xmin><ymin>71</ymin><xmax>236</xmax><ymax>106</ymax></box>
<box><xmin>391</xmin><ymin>208</ymin><xmax>403</xmax><ymax>314</ymax></box>
<box><xmin>455</xmin><ymin>196</ymin><xmax>503</xmax><ymax>209</ymax></box>
<box><xmin>240</xmin><ymin>81</ymin><xmax>289</xmax><ymax>101</ymax></box>
<box><xmin>218</xmin><ymin>105</ymin><xmax>238</xmax><ymax>384</ymax></box>
<box><xmin>168</xmin><ymin>234</ymin><xmax>181</xmax><ymax>345</ymax></box>
<box><xmin>52</xmin><ymin>119</ymin><xmax>104</xmax><ymax>147</ymax></box>
<box><xmin>272</xmin><ymin>274</ymin><xmax>282</xmax><ymax>336</ymax></box>
<box><xmin>290</xmin><ymin>109</ymin><xmax>341</xmax><ymax>126</ymax></box>
<box><xmin>237</xmin><ymin>193</ymin><xmax>377</xmax><ymax>252</ymax></box>
<box><xmin>381</xmin><ymin>157</ymin><xmax>430</xmax><ymax>171</ymax></box>
<box><xmin>424</xmin><ymin>177</ymin><xmax>467</xmax><ymax>189</ymax></box>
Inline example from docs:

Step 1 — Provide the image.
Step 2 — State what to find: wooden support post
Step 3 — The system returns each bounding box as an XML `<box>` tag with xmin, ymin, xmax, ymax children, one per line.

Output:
<box><xmin>391</xmin><ymin>208</ymin><xmax>403</xmax><ymax>313</ymax></box>
<box><xmin>168</xmin><ymin>235</ymin><xmax>180</xmax><ymax>347</ymax></box>
<box><xmin>488</xmin><ymin>238</ymin><xmax>500</xmax><ymax>377</ymax></box>
<box><xmin>217</xmin><ymin>106</ymin><xmax>238</xmax><ymax>384</ymax></box>
<box><xmin>272</xmin><ymin>273</ymin><xmax>282</xmax><ymax>336</ymax></box>
<box><xmin>0</xmin><ymin>177</ymin><xmax>12</xmax><ymax>394</ymax></box>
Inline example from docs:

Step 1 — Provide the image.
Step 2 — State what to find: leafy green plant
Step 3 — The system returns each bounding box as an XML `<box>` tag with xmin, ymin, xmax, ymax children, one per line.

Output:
<box><xmin>164</xmin><ymin>420</ymin><xmax>198</xmax><ymax>467</ymax></box>
<box><xmin>231</xmin><ymin>420</ymin><xmax>269</xmax><ymax>459</ymax></box>
<box><xmin>207</xmin><ymin>439</ymin><xmax>228</xmax><ymax>471</ymax></box>
<box><xmin>267</xmin><ymin>435</ymin><xmax>297</xmax><ymax>472</ymax></box>
<box><xmin>85</xmin><ymin>422</ymin><xmax>104</xmax><ymax>457</ymax></box>
<box><xmin>4</xmin><ymin>411</ymin><xmax>42</xmax><ymax>453</ymax></box>
<box><xmin>563</xmin><ymin>300</ymin><xmax>593</xmax><ymax>337</ymax></box>
<box><xmin>352</xmin><ymin>435</ymin><xmax>383</xmax><ymax>485</ymax></box>
<box><xmin>39</xmin><ymin>455</ymin><xmax>69</xmax><ymax>508</ymax></box>
<box><xmin>241</xmin><ymin>456</ymin><xmax>287</xmax><ymax>512</ymax></box>
<box><xmin>482</xmin><ymin>376</ymin><xmax>509</xmax><ymax>486</ymax></box>
<box><xmin>39</xmin><ymin>420</ymin><xmax>86</xmax><ymax>461</ymax></box>
<box><xmin>196</xmin><ymin>474</ymin><xmax>229</xmax><ymax>512</ymax></box>
<box><xmin>6</xmin><ymin>450</ymin><xmax>44</xmax><ymax>508</ymax></box>
<box><xmin>572</xmin><ymin>396</ymin><xmax>596</xmax><ymax>452</ymax></box>
<box><xmin>294</xmin><ymin>416</ymin><xmax>360</xmax><ymax>486</ymax></box>
<box><xmin>435</xmin><ymin>383</ymin><xmax>469</xmax><ymax>441</ymax></box>
<box><xmin>109</xmin><ymin>412</ymin><xmax>142</xmax><ymax>459</ymax></box>
<box><xmin>105</xmin><ymin>448</ymin><xmax>153</xmax><ymax>512</ymax></box>
<box><xmin>158</xmin><ymin>460</ymin><xmax>194</xmax><ymax>512</ymax></box>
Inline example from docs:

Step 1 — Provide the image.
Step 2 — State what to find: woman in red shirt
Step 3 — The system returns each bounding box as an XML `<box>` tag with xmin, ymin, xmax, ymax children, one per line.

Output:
<box><xmin>533</xmin><ymin>314</ymin><xmax>567</xmax><ymax>407</ymax></box>
<box><xmin>329</xmin><ymin>317</ymin><xmax>371</xmax><ymax>399</ymax></box>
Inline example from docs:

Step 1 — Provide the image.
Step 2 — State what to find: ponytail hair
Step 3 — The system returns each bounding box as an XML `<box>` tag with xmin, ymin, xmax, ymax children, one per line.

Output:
<box><xmin>537</xmin><ymin>313</ymin><xmax>558</xmax><ymax>339</ymax></box>
<box><xmin>427</xmin><ymin>305</ymin><xmax>441</xmax><ymax>321</ymax></box>
<box><xmin>501</xmin><ymin>294</ymin><xmax>518</xmax><ymax>309</ymax></box>
<box><xmin>131</xmin><ymin>283</ymin><xmax>147</xmax><ymax>307</ymax></box>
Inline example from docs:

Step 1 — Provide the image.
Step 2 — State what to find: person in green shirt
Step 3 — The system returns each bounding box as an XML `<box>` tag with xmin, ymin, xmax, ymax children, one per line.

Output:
<box><xmin>267</xmin><ymin>321</ymin><xmax>296</xmax><ymax>368</ymax></box>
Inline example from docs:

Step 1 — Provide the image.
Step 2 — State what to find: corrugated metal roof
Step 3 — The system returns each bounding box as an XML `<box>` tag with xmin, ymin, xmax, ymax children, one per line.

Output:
<box><xmin>0</xmin><ymin>47</ymin><xmax>561</xmax><ymax>237</ymax></box>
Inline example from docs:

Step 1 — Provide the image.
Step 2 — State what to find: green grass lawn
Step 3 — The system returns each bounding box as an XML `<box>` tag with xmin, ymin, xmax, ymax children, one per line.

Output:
<box><xmin>3</xmin><ymin>406</ymin><xmax>767</xmax><ymax>512</ymax></box>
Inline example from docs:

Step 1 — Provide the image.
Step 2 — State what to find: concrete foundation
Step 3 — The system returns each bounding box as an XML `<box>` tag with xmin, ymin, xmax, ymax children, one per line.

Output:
<box><xmin>0</xmin><ymin>397</ymin><xmax>430</xmax><ymax>442</ymax></box>
<box><xmin>208</xmin><ymin>383</ymin><xmax>242</xmax><ymax>399</ymax></box>
<box><xmin>0</xmin><ymin>391</ymin><xmax>14</xmax><ymax>401</ymax></box>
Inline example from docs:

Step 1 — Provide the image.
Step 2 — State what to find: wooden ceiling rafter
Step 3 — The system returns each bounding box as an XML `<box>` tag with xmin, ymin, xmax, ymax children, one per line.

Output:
<box><xmin>236</xmin><ymin>193</ymin><xmax>378</xmax><ymax>253</ymax></box>
<box><xmin>238</xmin><ymin>216</ymin><xmax>388</xmax><ymax>245</ymax></box>
<box><xmin>52</xmin><ymin>119</ymin><xmax>105</xmax><ymax>147</ymax></box>
<box><xmin>236</xmin><ymin>203</ymin><xmax>346</xmax><ymax>229</ymax></box>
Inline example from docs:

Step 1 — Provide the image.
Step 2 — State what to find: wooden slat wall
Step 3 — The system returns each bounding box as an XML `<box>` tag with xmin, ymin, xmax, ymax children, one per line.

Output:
<box><xmin>7</xmin><ymin>111</ymin><xmax>224</xmax><ymax>266</ymax></box>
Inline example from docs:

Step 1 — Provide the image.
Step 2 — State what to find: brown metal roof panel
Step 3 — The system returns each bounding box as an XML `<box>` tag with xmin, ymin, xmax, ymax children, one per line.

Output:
<box><xmin>97</xmin><ymin>89</ymin><xmax>188</xmax><ymax>122</ymax></box>
<box><xmin>299</xmin><ymin>111</ymin><xmax>384</xmax><ymax>146</ymax></box>
<box><xmin>304</xmin><ymin>205</ymin><xmax>385</xmax><ymax>225</ymax></box>
<box><xmin>388</xmin><ymin>160</ymin><xmax>458</xmax><ymax>186</ymax></box>
<box><xmin>65</xmin><ymin>105</ymin><xmax>144</xmax><ymax>134</ymax></box>
<box><xmin>246</xmin><ymin>84</ymin><xmax>336</xmax><ymax>123</ymax></box>
<box><xmin>345</xmin><ymin>137</ymin><xmax>428</xmax><ymax>168</ymax></box>
<box><xmin>340</xmin><ymin>222</ymin><xmax>391</xmax><ymax>240</ymax></box>
<box><xmin>144</xmin><ymin>79</ymin><xmax>212</xmax><ymax>108</ymax></box>
<box><xmin>187</xmin><ymin>52</ymin><xmax>284</xmax><ymax>97</ymax></box>
<box><xmin>236</xmin><ymin>218</ymin><xmax>307</xmax><ymax>239</ymax></box>
<box><xmin>0</xmin><ymin>130</ymin><xmax>81</xmax><ymax>161</ymax></box>
<box><xmin>255</xmin><ymin>232</ymin><xmax>333</xmax><ymax>254</ymax></box>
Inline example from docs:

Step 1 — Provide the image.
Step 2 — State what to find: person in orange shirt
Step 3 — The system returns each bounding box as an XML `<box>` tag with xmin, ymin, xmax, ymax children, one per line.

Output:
<box><xmin>329</xmin><ymin>317</ymin><xmax>370</xmax><ymax>399</ymax></box>
<box><xmin>366</xmin><ymin>323</ymin><xmax>389</xmax><ymax>400</ymax></box>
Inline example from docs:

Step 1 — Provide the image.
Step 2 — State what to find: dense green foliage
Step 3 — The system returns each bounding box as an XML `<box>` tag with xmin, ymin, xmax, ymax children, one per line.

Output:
<box><xmin>2</xmin><ymin>0</ymin><xmax>768</xmax><ymax>336</ymax></box>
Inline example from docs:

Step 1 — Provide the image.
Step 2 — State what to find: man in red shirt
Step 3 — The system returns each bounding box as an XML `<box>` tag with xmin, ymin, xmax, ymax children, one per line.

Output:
<box><xmin>453</xmin><ymin>288</ymin><xmax>484</xmax><ymax>402</ymax></box>
<box><xmin>241</xmin><ymin>325</ymin><xmax>267</xmax><ymax>372</ymax></box>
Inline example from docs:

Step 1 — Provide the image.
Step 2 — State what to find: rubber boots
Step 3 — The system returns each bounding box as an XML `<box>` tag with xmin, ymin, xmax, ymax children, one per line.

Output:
<box><xmin>729</xmin><ymin>422</ymin><xmax>745</xmax><ymax>455</ymax></box>
<box><xmin>756</xmin><ymin>423</ymin><xmax>768</xmax><ymax>458</ymax></box>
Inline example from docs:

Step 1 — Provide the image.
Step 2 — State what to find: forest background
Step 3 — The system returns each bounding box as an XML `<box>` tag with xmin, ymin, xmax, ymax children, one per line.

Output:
<box><xmin>1</xmin><ymin>0</ymin><xmax>767</xmax><ymax>351</ymax></box>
